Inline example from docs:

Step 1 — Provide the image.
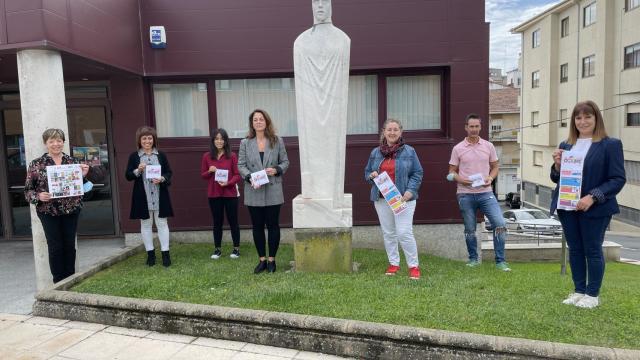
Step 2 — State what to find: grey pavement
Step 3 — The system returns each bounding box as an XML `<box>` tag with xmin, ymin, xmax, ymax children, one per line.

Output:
<box><xmin>0</xmin><ymin>238</ymin><xmax>127</xmax><ymax>315</ymax></box>
<box><xmin>607</xmin><ymin>233</ymin><xmax>640</xmax><ymax>261</ymax></box>
<box><xmin>0</xmin><ymin>313</ymin><xmax>348</xmax><ymax>359</ymax></box>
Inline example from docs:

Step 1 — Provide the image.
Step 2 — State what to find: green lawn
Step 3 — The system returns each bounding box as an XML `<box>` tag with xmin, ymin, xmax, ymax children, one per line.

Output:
<box><xmin>72</xmin><ymin>243</ymin><xmax>640</xmax><ymax>349</ymax></box>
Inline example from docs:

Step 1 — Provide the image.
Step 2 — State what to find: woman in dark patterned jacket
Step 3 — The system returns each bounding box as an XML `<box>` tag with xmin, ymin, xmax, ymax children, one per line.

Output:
<box><xmin>24</xmin><ymin>128</ymin><xmax>102</xmax><ymax>283</ymax></box>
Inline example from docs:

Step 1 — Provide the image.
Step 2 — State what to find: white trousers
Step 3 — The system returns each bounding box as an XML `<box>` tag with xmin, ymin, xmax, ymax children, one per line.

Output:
<box><xmin>140</xmin><ymin>211</ymin><xmax>170</xmax><ymax>252</ymax></box>
<box><xmin>374</xmin><ymin>199</ymin><xmax>419</xmax><ymax>268</ymax></box>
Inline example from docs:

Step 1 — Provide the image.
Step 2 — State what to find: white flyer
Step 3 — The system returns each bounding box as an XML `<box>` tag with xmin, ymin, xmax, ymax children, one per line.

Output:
<box><xmin>373</xmin><ymin>171</ymin><xmax>407</xmax><ymax>216</ymax></box>
<box><xmin>46</xmin><ymin>164</ymin><xmax>84</xmax><ymax>198</ymax></box>
<box><xmin>250</xmin><ymin>169</ymin><xmax>269</xmax><ymax>186</ymax></box>
<box><xmin>145</xmin><ymin>165</ymin><xmax>162</xmax><ymax>179</ymax></box>
<box><xmin>469</xmin><ymin>173</ymin><xmax>485</xmax><ymax>188</ymax></box>
<box><xmin>215</xmin><ymin>169</ymin><xmax>229</xmax><ymax>182</ymax></box>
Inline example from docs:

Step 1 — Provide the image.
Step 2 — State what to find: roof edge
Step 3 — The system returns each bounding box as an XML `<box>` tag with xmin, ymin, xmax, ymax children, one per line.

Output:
<box><xmin>511</xmin><ymin>0</ymin><xmax>574</xmax><ymax>33</ymax></box>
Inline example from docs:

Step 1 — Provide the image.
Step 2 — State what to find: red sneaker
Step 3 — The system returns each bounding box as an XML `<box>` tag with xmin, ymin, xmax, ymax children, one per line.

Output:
<box><xmin>385</xmin><ymin>265</ymin><xmax>400</xmax><ymax>275</ymax></box>
<box><xmin>409</xmin><ymin>267</ymin><xmax>421</xmax><ymax>280</ymax></box>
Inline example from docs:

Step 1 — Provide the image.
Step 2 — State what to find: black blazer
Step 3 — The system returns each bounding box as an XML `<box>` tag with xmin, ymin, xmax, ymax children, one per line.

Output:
<box><xmin>550</xmin><ymin>137</ymin><xmax>626</xmax><ymax>217</ymax></box>
<box><xmin>125</xmin><ymin>150</ymin><xmax>174</xmax><ymax>219</ymax></box>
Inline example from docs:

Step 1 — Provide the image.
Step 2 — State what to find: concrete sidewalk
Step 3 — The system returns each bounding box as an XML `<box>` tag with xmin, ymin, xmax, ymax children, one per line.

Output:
<box><xmin>0</xmin><ymin>238</ymin><xmax>128</xmax><ymax>314</ymax></box>
<box><xmin>0</xmin><ymin>313</ymin><xmax>347</xmax><ymax>359</ymax></box>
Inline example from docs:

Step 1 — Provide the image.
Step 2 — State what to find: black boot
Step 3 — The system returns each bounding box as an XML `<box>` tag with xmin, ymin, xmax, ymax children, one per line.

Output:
<box><xmin>254</xmin><ymin>260</ymin><xmax>267</xmax><ymax>274</ymax></box>
<box><xmin>146</xmin><ymin>250</ymin><xmax>156</xmax><ymax>266</ymax></box>
<box><xmin>267</xmin><ymin>260</ymin><xmax>276</xmax><ymax>273</ymax></box>
<box><xmin>161</xmin><ymin>251</ymin><xmax>171</xmax><ymax>267</ymax></box>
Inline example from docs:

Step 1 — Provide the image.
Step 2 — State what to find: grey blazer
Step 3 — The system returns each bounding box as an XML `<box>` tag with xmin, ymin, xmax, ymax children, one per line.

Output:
<box><xmin>238</xmin><ymin>136</ymin><xmax>290</xmax><ymax>207</ymax></box>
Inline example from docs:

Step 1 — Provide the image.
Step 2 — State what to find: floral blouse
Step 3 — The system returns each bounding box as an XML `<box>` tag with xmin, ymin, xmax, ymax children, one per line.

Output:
<box><xmin>24</xmin><ymin>153</ymin><xmax>99</xmax><ymax>216</ymax></box>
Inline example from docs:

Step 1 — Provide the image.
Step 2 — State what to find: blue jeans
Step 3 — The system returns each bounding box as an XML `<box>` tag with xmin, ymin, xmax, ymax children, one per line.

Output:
<box><xmin>457</xmin><ymin>191</ymin><xmax>506</xmax><ymax>263</ymax></box>
<box><xmin>557</xmin><ymin>211</ymin><xmax>610</xmax><ymax>297</ymax></box>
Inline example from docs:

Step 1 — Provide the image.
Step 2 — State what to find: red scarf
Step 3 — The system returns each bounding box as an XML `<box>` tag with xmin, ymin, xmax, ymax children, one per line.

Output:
<box><xmin>379</xmin><ymin>137</ymin><xmax>404</xmax><ymax>159</ymax></box>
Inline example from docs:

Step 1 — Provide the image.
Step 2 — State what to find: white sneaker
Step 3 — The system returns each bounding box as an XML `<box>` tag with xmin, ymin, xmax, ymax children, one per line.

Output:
<box><xmin>575</xmin><ymin>295</ymin><xmax>599</xmax><ymax>309</ymax></box>
<box><xmin>562</xmin><ymin>293</ymin><xmax>585</xmax><ymax>305</ymax></box>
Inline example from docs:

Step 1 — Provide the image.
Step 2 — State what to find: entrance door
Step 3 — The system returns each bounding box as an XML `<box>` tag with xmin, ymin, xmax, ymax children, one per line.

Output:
<box><xmin>0</xmin><ymin>101</ymin><xmax>118</xmax><ymax>239</ymax></box>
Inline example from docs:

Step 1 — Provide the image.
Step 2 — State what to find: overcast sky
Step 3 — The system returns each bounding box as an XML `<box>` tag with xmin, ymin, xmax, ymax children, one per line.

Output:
<box><xmin>486</xmin><ymin>0</ymin><xmax>559</xmax><ymax>71</ymax></box>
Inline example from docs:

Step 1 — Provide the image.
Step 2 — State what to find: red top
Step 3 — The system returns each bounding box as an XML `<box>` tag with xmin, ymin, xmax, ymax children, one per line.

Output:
<box><xmin>200</xmin><ymin>152</ymin><xmax>241</xmax><ymax>198</ymax></box>
<box><xmin>379</xmin><ymin>158</ymin><xmax>396</xmax><ymax>184</ymax></box>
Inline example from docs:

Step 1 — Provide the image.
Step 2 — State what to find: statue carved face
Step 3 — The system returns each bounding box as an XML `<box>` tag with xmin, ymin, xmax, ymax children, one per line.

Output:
<box><xmin>312</xmin><ymin>0</ymin><xmax>332</xmax><ymax>24</ymax></box>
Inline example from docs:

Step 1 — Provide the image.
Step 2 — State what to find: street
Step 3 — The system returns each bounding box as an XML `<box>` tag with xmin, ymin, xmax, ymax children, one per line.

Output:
<box><xmin>606</xmin><ymin>234</ymin><xmax>640</xmax><ymax>261</ymax></box>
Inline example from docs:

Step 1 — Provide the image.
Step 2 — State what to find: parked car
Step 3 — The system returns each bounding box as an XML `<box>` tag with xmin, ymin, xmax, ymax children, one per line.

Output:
<box><xmin>485</xmin><ymin>209</ymin><xmax>562</xmax><ymax>234</ymax></box>
<box><xmin>505</xmin><ymin>192</ymin><xmax>521</xmax><ymax>209</ymax></box>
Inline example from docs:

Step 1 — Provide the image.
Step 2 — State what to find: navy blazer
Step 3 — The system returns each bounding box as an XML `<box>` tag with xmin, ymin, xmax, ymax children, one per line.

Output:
<box><xmin>550</xmin><ymin>137</ymin><xmax>626</xmax><ymax>217</ymax></box>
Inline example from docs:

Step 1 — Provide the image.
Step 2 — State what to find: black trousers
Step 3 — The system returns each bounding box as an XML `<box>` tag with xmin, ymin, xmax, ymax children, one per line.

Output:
<box><xmin>248</xmin><ymin>205</ymin><xmax>281</xmax><ymax>258</ymax></box>
<box><xmin>37</xmin><ymin>211</ymin><xmax>80</xmax><ymax>283</ymax></box>
<box><xmin>208</xmin><ymin>197</ymin><xmax>240</xmax><ymax>248</ymax></box>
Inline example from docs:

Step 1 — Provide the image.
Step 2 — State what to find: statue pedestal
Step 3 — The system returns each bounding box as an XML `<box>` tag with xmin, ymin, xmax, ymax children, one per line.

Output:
<box><xmin>293</xmin><ymin>195</ymin><xmax>353</xmax><ymax>273</ymax></box>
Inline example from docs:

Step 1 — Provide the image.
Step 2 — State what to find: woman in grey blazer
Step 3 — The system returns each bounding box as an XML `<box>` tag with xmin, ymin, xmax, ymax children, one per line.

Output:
<box><xmin>238</xmin><ymin>109</ymin><xmax>289</xmax><ymax>274</ymax></box>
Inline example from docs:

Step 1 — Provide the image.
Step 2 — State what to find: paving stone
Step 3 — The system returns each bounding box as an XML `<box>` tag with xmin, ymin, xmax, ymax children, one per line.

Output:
<box><xmin>59</xmin><ymin>332</ymin><xmax>139</xmax><ymax>360</ymax></box>
<box><xmin>146</xmin><ymin>331</ymin><xmax>196</xmax><ymax>344</ymax></box>
<box><xmin>241</xmin><ymin>343</ymin><xmax>299</xmax><ymax>358</ymax></box>
<box><xmin>112</xmin><ymin>338</ymin><xmax>186</xmax><ymax>360</ymax></box>
<box><xmin>63</xmin><ymin>321</ymin><xmax>107</xmax><ymax>332</ymax></box>
<box><xmin>295</xmin><ymin>351</ymin><xmax>350</xmax><ymax>359</ymax></box>
<box><xmin>232</xmin><ymin>352</ymin><xmax>293</xmax><ymax>360</ymax></box>
<box><xmin>0</xmin><ymin>319</ymin><xmax>18</xmax><ymax>331</ymax></box>
<box><xmin>32</xmin><ymin>328</ymin><xmax>94</xmax><ymax>356</ymax></box>
<box><xmin>5</xmin><ymin>349</ymin><xmax>51</xmax><ymax>360</ymax></box>
<box><xmin>0</xmin><ymin>313</ymin><xmax>32</xmax><ymax>322</ymax></box>
<box><xmin>0</xmin><ymin>322</ymin><xmax>66</xmax><ymax>350</ymax></box>
<box><xmin>171</xmin><ymin>344</ymin><xmax>237</xmax><ymax>360</ymax></box>
<box><xmin>192</xmin><ymin>337</ymin><xmax>247</xmax><ymax>351</ymax></box>
<box><xmin>103</xmin><ymin>325</ymin><xmax>151</xmax><ymax>338</ymax></box>
<box><xmin>25</xmin><ymin>316</ymin><xmax>69</xmax><ymax>327</ymax></box>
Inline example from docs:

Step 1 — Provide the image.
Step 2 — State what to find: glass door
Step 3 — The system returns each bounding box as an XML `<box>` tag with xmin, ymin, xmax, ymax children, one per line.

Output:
<box><xmin>67</xmin><ymin>106</ymin><xmax>116</xmax><ymax>235</ymax></box>
<box><xmin>0</xmin><ymin>101</ymin><xmax>118</xmax><ymax>239</ymax></box>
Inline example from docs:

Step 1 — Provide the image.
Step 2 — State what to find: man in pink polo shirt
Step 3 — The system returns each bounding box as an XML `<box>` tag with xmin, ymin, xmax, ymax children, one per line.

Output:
<box><xmin>448</xmin><ymin>114</ymin><xmax>511</xmax><ymax>271</ymax></box>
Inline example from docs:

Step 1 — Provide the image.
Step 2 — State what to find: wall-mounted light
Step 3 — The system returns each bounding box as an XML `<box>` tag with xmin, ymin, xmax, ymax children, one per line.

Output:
<box><xmin>150</xmin><ymin>26</ymin><xmax>166</xmax><ymax>49</ymax></box>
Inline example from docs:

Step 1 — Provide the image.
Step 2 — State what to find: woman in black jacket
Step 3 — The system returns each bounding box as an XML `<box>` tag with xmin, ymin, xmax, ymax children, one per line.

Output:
<box><xmin>125</xmin><ymin>126</ymin><xmax>174</xmax><ymax>267</ymax></box>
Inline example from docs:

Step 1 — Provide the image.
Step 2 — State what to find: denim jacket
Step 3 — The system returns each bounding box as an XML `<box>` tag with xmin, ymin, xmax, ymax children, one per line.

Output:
<box><xmin>364</xmin><ymin>144</ymin><xmax>423</xmax><ymax>202</ymax></box>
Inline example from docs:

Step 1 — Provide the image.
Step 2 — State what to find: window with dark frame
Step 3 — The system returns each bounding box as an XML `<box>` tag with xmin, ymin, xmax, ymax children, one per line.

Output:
<box><xmin>624</xmin><ymin>42</ymin><xmax>640</xmax><ymax>69</ymax></box>
<box><xmin>532</xmin><ymin>29</ymin><xmax>540</xmax><ymax>48</ymax></box>
<box><xmin>582</xmin><ymin>55</ymin><xmax>595</xmax><ymax>77</ymax></box>
<box><xmin>624</xmin><ymin>160</ymin><xmax>640</xmax><ymax>185</ymax></box>
<box><xmin>628</xmin><ymin>112</ymin><xmax>640</xmax><ymax>126</ymax></box>
<box><xmin>627</xmin><ymin>0</ymin><xmax>640</xmax><ymax>11</ymax></box>
<box><xmin>532</xmin><ymin>71</ymin><xmax>540</xmax><ymax>88</ymax></box>
<box><xmin>583</xmin><ymin>3</ymin><xmax>596</xmax><ymax>27</ymax></box>
<box><xmin>150</xmin><ymin>71</ymin><xmax>446</xmax><ymax>139</ymax></box>
<box><xmin>561</xmin><ymin>17</ymin><xmax>569</xmax><ymax>37</ymax></box>
<box><xmin>560</xmin><ymin>109</ymin><xmax>568</xmax><ymax>127</ymax></box>
<box><xmin>560</xmin><ymin>63</ymin><xmax>568</xmax><ymax>83</ymax></box>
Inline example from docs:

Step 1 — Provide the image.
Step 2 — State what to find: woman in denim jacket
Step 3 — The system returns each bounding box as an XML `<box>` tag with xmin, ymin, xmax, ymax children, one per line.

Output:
<box><xmin>365</xmin><ymin>119</ymin><xmax>423</xmax><ymax>280</ymax></box>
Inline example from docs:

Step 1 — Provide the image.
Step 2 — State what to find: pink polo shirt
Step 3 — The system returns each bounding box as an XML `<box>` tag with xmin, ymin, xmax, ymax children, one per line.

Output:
<box><xmin>449</xmin><ymin>137</ymin><xmax>498</xmax><ymax>194</ymax></box>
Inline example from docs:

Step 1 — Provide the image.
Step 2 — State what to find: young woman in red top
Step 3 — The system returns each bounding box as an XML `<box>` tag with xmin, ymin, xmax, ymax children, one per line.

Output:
<box><xmin>201</xmin><ymin>128</ymin><xmax>242</xmax><ymax>259</ymax></box>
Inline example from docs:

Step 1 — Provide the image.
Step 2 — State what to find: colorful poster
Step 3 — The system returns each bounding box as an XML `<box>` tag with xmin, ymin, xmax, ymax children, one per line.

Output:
<box><xmin>46</xmin><ymin>164</ymin><xmax>84</xmax><ymax>198</ymax></box>
<box><xmin>373</xmin><ymin>171</ymin><xmax>407</xmax><ymax>215</ymax></box>
<box><xmin>145</xmin><ymin>165</ymin><xmax>162</xmax><ymax>179</ymax></box>
<box><xmin>72</xmin><ymin>146</ymin><xmax>101</xmax><ymax>166</ymax></box>
<box><xmin>556</xmin><ymin>151</ymin><xmax>586</xmax><ymax>211</ymax></box>
<box><xmin>215</xmin><ymin>169</ymin><xmax>229</xmax><ymax>182</ymax></box>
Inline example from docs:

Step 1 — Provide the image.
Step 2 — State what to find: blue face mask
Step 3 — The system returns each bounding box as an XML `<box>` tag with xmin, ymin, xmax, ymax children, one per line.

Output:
<box><xmin>83</xmin><ymin>181</ymin><xmax>94</xmax><ymax>193</ymax></box>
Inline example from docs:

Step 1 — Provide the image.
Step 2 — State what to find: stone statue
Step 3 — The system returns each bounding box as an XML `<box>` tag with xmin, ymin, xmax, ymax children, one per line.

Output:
<box><xmin>292</xmin><ymin>0</ymin><xmax>352</xmax><ymax>273</ymax></box>
<box><xmin>294</xmin><ymin>0</ymin><xmax>351</xmax><ymax>218</ymax></box>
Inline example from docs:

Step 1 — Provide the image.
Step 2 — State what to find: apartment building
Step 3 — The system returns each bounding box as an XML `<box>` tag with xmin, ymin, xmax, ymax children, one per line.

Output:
<box><xmin>512</xmin><ymin>0</ymin><xmax>640</xmax><ymax>228</ymax></box>
<box><xmin>489</xmin><ymin>87</ymin><xmax>521</xmax><ymax>200</ymax></box>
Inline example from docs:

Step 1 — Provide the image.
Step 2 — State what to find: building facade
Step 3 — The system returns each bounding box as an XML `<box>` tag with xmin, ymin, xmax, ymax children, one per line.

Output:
<box><xmin>513</xmin><ymin>0</ymin><xmax>640</xmax><ymax>227</ymax></box>
<box><xmin>0</xmin><ymin>0</ymin><xmax>489</xmax><ymax>241</ymax></box>
<box><xmin>489</xmin><ymin>87</ymin><xmax>521</xmax><ymax>200</ymax></box>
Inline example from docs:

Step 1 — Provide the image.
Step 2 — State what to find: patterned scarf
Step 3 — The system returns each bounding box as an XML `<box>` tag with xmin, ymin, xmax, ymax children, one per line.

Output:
<box><xmin>379</xmin><ymin>137</ymin><xmax>405</xmax><ymax>159</ymax></box>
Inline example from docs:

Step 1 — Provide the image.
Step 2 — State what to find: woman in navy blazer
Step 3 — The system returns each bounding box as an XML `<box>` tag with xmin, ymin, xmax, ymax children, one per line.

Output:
<box><xmin>550</xmin><ymin>100</ymin><xmax>626</xmax><ymax>309</ymax></box>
